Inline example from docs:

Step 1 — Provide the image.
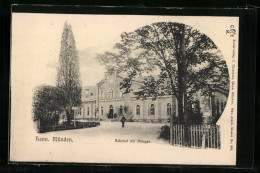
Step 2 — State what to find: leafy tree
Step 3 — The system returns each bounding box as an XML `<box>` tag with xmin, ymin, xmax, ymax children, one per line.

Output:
<box><xmin>33</xmin><ymin>86</ymin><xmax>66</xmax><ymax>130</ymax></box>
<box><xmin>57</xmin><ymin>22</ymin><xmax>82</xmax><ymax>123</ymax></box>
<box><xmin>97</xmin><ymin>22</ymin><xmax>229</xmax><ymax>144</ymax></box>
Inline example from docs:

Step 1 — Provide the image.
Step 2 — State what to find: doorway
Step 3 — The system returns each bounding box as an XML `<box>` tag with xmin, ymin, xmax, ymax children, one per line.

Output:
<box><xmin>108</xmin><ymin>105</ymin><xmax>114</xmax><ymax>119</ymax></box>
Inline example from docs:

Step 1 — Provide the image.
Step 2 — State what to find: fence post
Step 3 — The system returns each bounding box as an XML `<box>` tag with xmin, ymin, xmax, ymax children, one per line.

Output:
<box><xmin>218</xmin><ymin>126</ymin><xmax>221</xmax><ymax>149</ymax></box>
<box><xmin>192</xmin><ymin>125</ymin><xmax>194</xmax><ymax>148</ymax></box>
<box><xmin>177</xmin><ymin>124</ymin><xmax>179</xmax><ymax>145</ymax></box>
<box><xmin>175</xmin><ymin>125</ymin><xmax>177</xmax><ymax>146</ymax></box>
<box><xmin>181</xmin><ymin>125</ymin><xmax>183</xmax><ymax>146</ymax></box>
<box><xmin>213</xmin><ymin>126</ymin><xmax>216</xmax><ymax>148</ymax></box>
<box><xmin>170</xmin><ymin>122</ymin><xmax>173</xmax><ymax>145</ymax></box>
<box><xmin>210</xmin><ymin>126</ymin><xmax>213</xmax><ymax>148</ymax></box>
<box><xmin>202</xmin><ymin>132</ymin><xmax>206</xmax><ymax>149</ymax></box>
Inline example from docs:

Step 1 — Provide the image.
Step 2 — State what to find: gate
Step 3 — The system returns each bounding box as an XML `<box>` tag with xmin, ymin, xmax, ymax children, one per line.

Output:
<box><xmin>172</xmin><ymin>124</ymin><xmax>221</xmax><ymax>149</ymax></box>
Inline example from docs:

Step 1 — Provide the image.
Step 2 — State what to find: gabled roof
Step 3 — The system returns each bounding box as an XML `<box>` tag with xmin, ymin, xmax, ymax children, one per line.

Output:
<box><xmin>81</xmin><ymin>85</ymin><xmax>97</xmax><ymax>101</ymax></box>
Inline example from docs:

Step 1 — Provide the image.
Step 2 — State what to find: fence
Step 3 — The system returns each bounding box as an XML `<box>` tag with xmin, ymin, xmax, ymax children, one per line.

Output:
<box><xmin>39</xmin><ymin>121</ymin><xmax>100</xmax><ymax>133</ymax></box>
<box><xmin>75</xmin><ymin>118</ymin><xmax>99</xmax><ymax>121</ymax></box>
<box><xmin>172</xmin><ymin>124</ymin><xmax>221</xmax><ymax>149</ymax></box>
<box><xmin>172</xmin><ymin>124</ymin><xmax>184</xmax><ymax>146</ymax></box>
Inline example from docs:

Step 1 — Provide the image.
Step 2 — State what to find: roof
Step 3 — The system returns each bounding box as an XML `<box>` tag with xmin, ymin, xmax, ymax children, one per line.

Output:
<box><xmin>81</xmin><ymin>85</ymin><xmax>97</xmax><ymax>101</ymax></box>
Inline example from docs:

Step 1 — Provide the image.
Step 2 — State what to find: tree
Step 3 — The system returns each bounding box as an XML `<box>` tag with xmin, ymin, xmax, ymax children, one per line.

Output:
<box><xmin>32</xmin><ymin>86</ymin><xmax>66</xmax><ymax>131</ymax></box>
<box><xmin>57</xmin><ymin>22</ymin><xmax>82</xmax><ymax>123</ymax></box>
<box><xmin>97</xmin><ymin>22</ymin><xmax>229</xmax><ymax>144</ymax></box>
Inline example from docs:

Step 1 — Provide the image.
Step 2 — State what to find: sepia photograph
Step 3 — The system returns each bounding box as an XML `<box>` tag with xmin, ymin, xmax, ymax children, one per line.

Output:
<box><xmin>10</xmin><ymin>13</ymin><xmax>238</xmax><ymax>165</ymax></box>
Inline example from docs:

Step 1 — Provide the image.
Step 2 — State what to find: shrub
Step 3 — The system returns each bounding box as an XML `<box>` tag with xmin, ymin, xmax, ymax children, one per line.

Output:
<box><xmin>159</xmin><ymin>125</ymin><xmax>170</xmax><ymax>141</ymax></box>
<box><xmin>33</xmin><ymin>85</ymin><xmax>66</xmax><ymax>130</ymax></box>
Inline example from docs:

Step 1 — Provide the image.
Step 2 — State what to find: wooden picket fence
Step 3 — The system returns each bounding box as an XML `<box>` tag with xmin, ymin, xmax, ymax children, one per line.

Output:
<box><xmin>172</xmin><ymin>124</ymin><xmax>185</xmax><ymax>146</ymax></box>
<box><xmin>172</xmin><ymin>124</ymin><xmax>221</xmax><ymax>149</ymax></box>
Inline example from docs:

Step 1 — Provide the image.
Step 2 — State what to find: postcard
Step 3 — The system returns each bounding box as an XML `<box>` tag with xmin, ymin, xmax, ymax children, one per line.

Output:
<box><xmin>10</xmin><ymin>13</ymin><xmax>238</xmax><ymax>165</ymax></box>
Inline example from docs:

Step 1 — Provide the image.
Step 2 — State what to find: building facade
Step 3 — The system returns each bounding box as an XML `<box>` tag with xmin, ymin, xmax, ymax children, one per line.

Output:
<box><xmin>76</xmin><ymin>71</ymin><xmax>228</xmax><ymax>124</ymax></box>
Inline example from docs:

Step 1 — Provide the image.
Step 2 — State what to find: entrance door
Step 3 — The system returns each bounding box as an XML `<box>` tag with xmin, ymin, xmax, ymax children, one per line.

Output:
<box><xmin>109</xmin><ymin>105</ymin><xmax>114</xmax><ymax>119</ymax></box>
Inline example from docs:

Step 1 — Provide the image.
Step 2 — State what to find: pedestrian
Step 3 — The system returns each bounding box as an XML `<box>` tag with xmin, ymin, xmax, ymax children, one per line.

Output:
<box><xmin>120</xmin><ymin>116</ymin><xmax>127</xmax><ymax>128</ymax></box>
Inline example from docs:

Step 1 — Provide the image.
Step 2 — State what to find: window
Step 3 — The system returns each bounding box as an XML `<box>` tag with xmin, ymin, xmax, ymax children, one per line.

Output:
<box><xmin>90</xmin><ymin>93</ymin><xmax>93</xmax><ymax>96</ymax></box>
<box><xmin>87</xmin><ymin>107</ymin><xmax>90</xmax><ymax>115</ymax></box>
<box><xmin>167</xmin><ymin>103</ymin><xmax>171</xmax><ymax>116</ymax></box>
<box><xmin>120</xmin><ymin>106</ymin><xmax>123</xmax><ymax>115</ymax></box>
<box><xmin>124</xmin><ymin>106</ymin><xmax>128</xmax><ymax>113</ymax></box>
<box><xmin>216</xmin><ymin>100</ymin><xmax>220</xmax><ymax>117</ymax></box>
<box><xmin>119</xmin><ymin>92</ymin><xmax>122</xmax><ymax>98</ymax></box>
<box><xmin>150</xmin><ymin>104</ymin><xmax>155</xmax><ymax>115</ymax></box>
<box><xmin>109</xmin><ymin>89</ymin><xmax>114</xmax><ymax>98</ymax></box>
<box><xmin>100</xmin><ymin>91</ymin><xmax>104</xmax><ymax>98</ymax></box>
<box><xmin>221</xmin><ymin>101</ymin><xmax>224</xmax><ymax>112</ymax></box>
<box><xmin>101</xmin><ymin>106</ymin><xmax>103</xmax><ymax>115</ymax></box>
<box><xmin>136</xmin><ymin>105</ymin><xmax>140</xmax><ymax>115</ymax></box>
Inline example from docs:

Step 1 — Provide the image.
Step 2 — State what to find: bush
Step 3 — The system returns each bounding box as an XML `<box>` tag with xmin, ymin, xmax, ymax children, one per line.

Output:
<box><xmin>159</xmin><ymin>125</ymin><xmax>170</xmax><ymax>141</ymax></box>
<box><xmin>33</xmin><ymin>85</ymin><xmax>66</xmax><ymax>130</ymax></box>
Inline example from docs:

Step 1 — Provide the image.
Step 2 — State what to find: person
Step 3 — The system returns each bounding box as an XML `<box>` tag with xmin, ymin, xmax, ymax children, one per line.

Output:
<box><xmin>120</xmin><ymin>116</ymin><xmax>127</xmax><ymax>128</ymax></box>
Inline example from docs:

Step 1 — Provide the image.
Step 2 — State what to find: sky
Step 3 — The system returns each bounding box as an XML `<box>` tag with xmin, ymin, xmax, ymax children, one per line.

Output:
<box><xmin>12</xmin><ymin>13</ymin><xmax>237</xmax><ymax>87</ymax></box>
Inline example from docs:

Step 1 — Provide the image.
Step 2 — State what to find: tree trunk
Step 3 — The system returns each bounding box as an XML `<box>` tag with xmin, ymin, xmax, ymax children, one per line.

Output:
<box><xmin>183</xmin><ymin>83</ymin><xmax>189</xmax><ymax>124</ymax></box>
<box><xmin>170</xmin><ymin>95</ymin><xmax>176</xmax><ymax>145</ymax></box>
<box><xmin>38</xmin><ymin>119</ymin><xmax>41</xmax><ymax>133</ymax></box>
<box><xmin>66</xmin><ymin>98</ymin><xmax>73</xmax><ymax>124</ymax></box>
<box><xmin>66</xmin><ymin>109</ymin><xmax>72</xmax><ymax>124</ymax></box>
<box><xmin>180</xmin><ymin>25</ymin><xmax>188</xmax><ymax>123</ymax></box>
<box><xmin>177</xmin><ymin>60</ymin><xmax>185</xmax><ymax>123</ymax></box>
<box><xmin>177</xmin><ymin>95</ymin><xmax>184</xmax><ymax>123</ymax></box>
<box><xmin>180</xmin><ymin>25</ymin><xmax>191</xmax><ymax>147</ymax></box>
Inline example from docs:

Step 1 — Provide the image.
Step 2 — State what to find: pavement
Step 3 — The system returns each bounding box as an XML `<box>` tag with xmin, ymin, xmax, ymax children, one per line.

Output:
<box><xmin>14</xmin><ymin>121</ymin><xmax>230</xmax><ymax>165</ymax></box>
<box><xmin>48</xmin><ymin>121</ymin><xmax>169</xmax><ymax>145</ymax></box>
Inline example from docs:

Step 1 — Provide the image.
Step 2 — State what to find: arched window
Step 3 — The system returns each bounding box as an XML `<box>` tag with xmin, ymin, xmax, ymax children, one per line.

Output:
<box><xmin>101</xmin><ymin>106</ymin><xmax>103</xmax><ymax>115</ymax></box>
<box><xmin>119</xmin><ymin>92</ymin><xmax>122</xmax><ymax>98</ymax></box>
<box><xmin>167</xmin><ymin>103</ymin><xmax>171</xmax><ymax>116</ymax></box>
<box><xmin>120</xmin><ymin>105</ymin><xmax>123</xmax><ymax>115</ymax></box>
<box><xmin>221</xmin><ymin>101</ymin><xmax>224</xmax><ymax>112</ymax></box>
<box><xmin>216</xmin><ymin>100</ymin><xmax>220</xmax><ymax>117</ymax></box>
<box><xmin>87</xmin><ymin>107</ymin><xmax>90</xmax><ymax>115</ymax></box>
<box><xmin>136</xmin><ymin>105</ymin><xmax>140</xmax><ymax>115</ymax></box>
<box><xmin>150</xmin><ymin>104</ymin><xmax>155</xmax><ymax>115</ymax></box>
